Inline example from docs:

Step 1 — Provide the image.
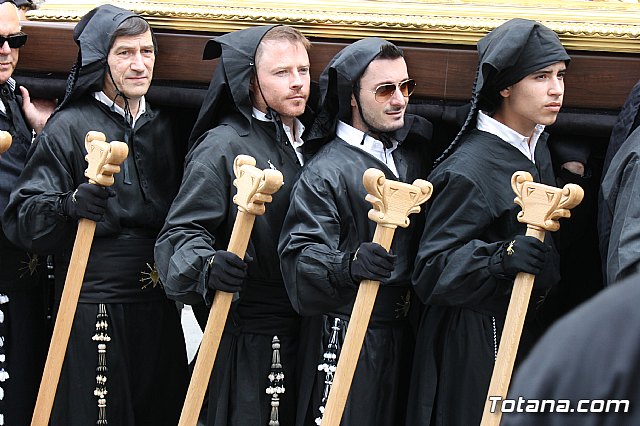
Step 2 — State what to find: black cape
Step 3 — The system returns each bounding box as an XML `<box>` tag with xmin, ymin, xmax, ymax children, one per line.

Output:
<box><xmin>278</xmin><ymin>126</ymin><xmax>429</xmax><ymax>425</ymax></box>
<box><xmin>0</xmin><ymin>78</ymin><xmax>50</xmax><ymax>426</ymax></box>
<box><xmin>599</xmin><ymin>125</ymin><xmax>640</xmax><ymax>286</ymax></box>
<box><xmin>502</xmin><ymin>273</ymin><xmax>640</xmax><ymax>426</ymax></box>
<box><xmin>407</xmin><ymin>129</ymin><xmax>561</xmax><ymax>426</ymax></box>
<box><xmin>154</xmin><ymin>24</ymin><xmax>315</xmax><ymax>426</ymax></box>
<box><xmin>3</xmin><ymin>97</ymin><xmax>189</xmax><ymax>425</ymax></box>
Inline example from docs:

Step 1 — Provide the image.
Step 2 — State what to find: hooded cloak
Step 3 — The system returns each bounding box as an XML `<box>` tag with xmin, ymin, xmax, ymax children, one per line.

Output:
<box><xmin>56</xmin><ymin>4</ymin><xmax>141</xmax><ymax>112</ymax></box>
<box><xmin>188</xmin><ymin>25</ymin><xmax>276</xmax><ymax>147</ymax></box>
<box><xmin>278</xmin><ymin>37</ymin><xmax>431</xmax><ymax>426</ymax></box>
<box><xmin>435</xmin><ymin>18</ymin><xmax>570</xmax><ymax>165</ymax></box>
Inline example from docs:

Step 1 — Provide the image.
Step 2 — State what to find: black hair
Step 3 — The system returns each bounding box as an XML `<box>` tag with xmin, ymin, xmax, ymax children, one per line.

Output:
<box><xmin>108</xmin><ymin>16</ymin><xmax>157</xmax><ymax>54</ymax></box>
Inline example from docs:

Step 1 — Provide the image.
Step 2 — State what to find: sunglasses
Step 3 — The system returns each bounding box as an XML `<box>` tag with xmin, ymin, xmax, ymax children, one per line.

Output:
<box><xmin>0</xmin><ymin>32</ymin><xmax>27</xmax><ymax>49</ymax></box>
<box><xmin>365</xmin><ymin>79</ymin><xmax>416</xmax><ymax>103</ymax></box>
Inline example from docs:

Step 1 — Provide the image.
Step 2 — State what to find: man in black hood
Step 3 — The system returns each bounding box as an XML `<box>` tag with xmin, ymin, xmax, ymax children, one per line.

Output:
<box><xmin>3</xmin><ymin>5</ymin><xmax>189</xmax><ymax>425</ymax></box>
<box><xmin>0</xmin><ymin>1</ymin><xmax>55</xmax><ymax>424</ymax></box>
<box><xmin>407</xmin><ymin>18</ymin><xmax>569</xmax><ymax>425</ymax></box>
<box><xmin>155</xmin><ymin>25</ymin><xmax>314</xmax><ymax>426</ymax></box>
<box><xmin>278</xmin><ymin>37</ymin><xmax>431</xmax><ymax>426</ymax></box>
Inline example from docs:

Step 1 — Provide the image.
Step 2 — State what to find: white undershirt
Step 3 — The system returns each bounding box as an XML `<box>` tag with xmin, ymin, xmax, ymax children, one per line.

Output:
<box><xmin>476</xmin><ymin>110</ymin><xmax>544</xmax><ymax>163</ymax></box>
<box><xmin>336</xmin><ymin>120</ymin><xmax>399</xmax><ymax>177</ymax></box>
<box><xmin>252</xmin><ymin>107</ymin><xmax>306</xmax><ymax>165</ymax></box>
<box><xmin>93</xmin><ymin>91</ymin><xmax>147</xmax><ymax>127</ymax></box>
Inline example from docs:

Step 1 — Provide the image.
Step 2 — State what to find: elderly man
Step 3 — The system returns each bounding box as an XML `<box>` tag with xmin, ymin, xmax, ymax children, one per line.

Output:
<box><xmin>3</xmin><ymin>5</ymin><xmax>189</xmax><ymax>425</ymax></box>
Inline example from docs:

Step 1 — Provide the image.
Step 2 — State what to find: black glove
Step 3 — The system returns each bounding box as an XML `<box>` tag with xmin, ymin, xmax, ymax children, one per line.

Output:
<box><xmin>207</xmin><ymin>251</ymin><xmax>250</xmax><ymax>293</ymax></box>
<box><xmin>62</xmin><ymin>183</ymin><xmax>113</xmax><ymax>222</ymax></box>
<box><xmin>350</xmin><ymin>242</ymin><xmax>397</xmax><ymax>283</ymax></box>
<box><xmin>490</xmin><ymin>235</ymin><xmax>550</xmax><ymax>279</ymax></box>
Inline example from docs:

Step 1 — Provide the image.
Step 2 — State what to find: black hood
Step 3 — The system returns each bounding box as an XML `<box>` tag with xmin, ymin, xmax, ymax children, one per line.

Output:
<box><xmin>308</xmin><ymin>37</ymin><xmax>397</xmax><ymax>143</ymax></box>
<box><xmin>56</xmin><ymin>5</ymin><xmax>138</xmax><ymax>112</ymax></box>
<box><xmin>435</xmin><ymin>18</ymin><xmax>570</xmax><ymax>165</ymax></box>
<box><xmin>188</xmin><ymin>25</ymin><xmax>277</xmax><ymax>147</ymax></box>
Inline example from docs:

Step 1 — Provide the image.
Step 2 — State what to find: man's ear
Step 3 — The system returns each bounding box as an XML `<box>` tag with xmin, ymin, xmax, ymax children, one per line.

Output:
<box><xmin>499</xmin><ymin>87</ymin><xmax>511</xmax><ymax>99</ymax></box>
<box><xmin>350</xmin><ymin>93</ymin><xmax>357</xmax><ymax>108</ymax></box>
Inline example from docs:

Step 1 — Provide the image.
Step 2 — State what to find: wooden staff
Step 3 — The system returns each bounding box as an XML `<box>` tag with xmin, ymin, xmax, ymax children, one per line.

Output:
<box><xmin>480</xmin><ymin>171</ymin><xmax>584</xmax><ymax>426</ymax></box>
<box><xmin>31</xmin><ymin>131</ymin><xmax>128</xmax><ymax>426</ymax></box>
<box><xmin>178</xmin><ymin>154</ymin><xmax>284</xmax><ymax>426</ymax></box>
<box><xmin>0</xmin><ymin>130</ymin><xmax>11</xmax><ymax>154</ymax></box>
<box><xmin>321</xmin><ymin>168</ymin><xmax>433</xmax><ymax>426</ymax></box>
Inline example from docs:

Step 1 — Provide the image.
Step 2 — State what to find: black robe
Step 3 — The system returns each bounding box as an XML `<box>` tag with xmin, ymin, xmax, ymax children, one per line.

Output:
<box><xmin>155</xmin><ymin>113</ymin><xmax>307</xmax><ymax>426</ymax></box>
<box><xmin>599</xmin><ymin>125</ymin><xmax>640</xmax><ymax>286</ymax></box>
<box><xmin>502</xmin><ymin>273</ymin><xmax>640</xmax><ymax>426</ymax></box>
<box><xmin>3</xmin><ymin>96</ymin><xmax>189</xmax><ymax>425</ymax></box>
<box><xmin>279</xmin><ymin>135</ymin><xmax>427</xmax><ymax>426</ymax></box>
<box><xmin>0</xmin><ymin>80</ymin><xmax>50</xmax><ymax>426</ymax></box>
<box><xmin>407</xmin><ymin>129</ymin><xmax>561</xmax><ymax>426</ymax></box>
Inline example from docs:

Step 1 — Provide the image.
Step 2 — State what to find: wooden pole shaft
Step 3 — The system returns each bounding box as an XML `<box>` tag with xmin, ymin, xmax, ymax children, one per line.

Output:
<box><xmin>480</xmin><ymin>225</ymin><xmax>545</xmax><ymax>426</ymax></box>
<box><xmin>178</xmin><ymin>210</ymin><xmax>255</xmax><ymax>426</ymax></box>
<box><xmin>31</xmin><ymin>218</ymin><xmax>97</xmax><ymax>426</ymax></box>
<box><xmin>321</xmin><ymin>225</ymin><xmax>396</xmax><ymax>426</ymax></box>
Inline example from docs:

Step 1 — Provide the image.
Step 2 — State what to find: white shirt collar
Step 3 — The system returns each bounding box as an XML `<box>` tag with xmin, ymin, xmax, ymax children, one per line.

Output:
<box><xmin>336</xmin><ymin>120</ymin><xmax>399</xmax><ymax>177</ymax></box>
<box><xmin>252</xmin><ymin>107</ymin><xmax>306</xmax><ymax>165</ymax></box>
<box><xmin>476</xmin><ymin>110</ymin><xmax>544</xmax><ymax>163</ymax></box>
<box><xmin>93</xmin><ymin>91</ymin><xmax>147</xmax><ymax>127</ymax></box>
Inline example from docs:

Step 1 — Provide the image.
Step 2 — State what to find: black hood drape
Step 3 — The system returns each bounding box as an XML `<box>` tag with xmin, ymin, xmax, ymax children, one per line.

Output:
<box><xmin>188</xmin><ymin>25</ymin><xmax>278</xmax><ymax>148</ymax></box>
<box><xmin>308</xmin><ymin>37</ymin><xmax>431</xmax><ymax>146</ymax></box>
<box><xmin>435</xmin><ymin>18</ymin><xmax>570</xmax><ymax>165</ymax></box>
<box><xmin>55</xmin><ymin>5</ymin><xmax>138</xmax><ymax>113</ymax></box>
<box><xmin>309</xmin><ymin>37</ymin><xmax>394</xmax><ymax>143</ymax></box>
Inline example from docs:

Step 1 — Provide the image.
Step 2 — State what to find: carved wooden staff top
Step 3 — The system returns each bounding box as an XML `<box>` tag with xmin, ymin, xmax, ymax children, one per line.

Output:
<box><xmin>0</xmin><ymin>130</ymin><xmax>10</xmax><ymax>154</ymax></box>
<box><xmin>31</xmin><ymin>131</ymin><xmax>128</xmax><ymax>426</ymax></box>
<box><xmin>321</xmin><ymin>168</ymin><xmax>433</xmax><ymax>426</ymax></box>
<box><xmin>178</xmin><ymin>154</ymin><xmax>284</xmax><ymax>426</ymax></box>
<box><xmin>481</xmin><ymin>170</ymin><xmax>583</xmax><ymax>426</ymax></box>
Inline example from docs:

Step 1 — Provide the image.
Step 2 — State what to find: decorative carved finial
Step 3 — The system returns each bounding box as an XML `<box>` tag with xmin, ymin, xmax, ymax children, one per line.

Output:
<box><xmin>511</xmin><ymin>171</ymin><xmax>584</xmax><ymax>232</ymax></box>
<box><xmin>0</xmin><ymin>130</ymin><xmax>11</xmax><ymax>154</ymax></box>
<box><xmin>233</xmin><ymin>155</ymin><xmax>284</xmax><ymax>216</ymax></box>
<box><xmin>362</xmin><ymin>168</ymin><xmax>433</xmax><ymax>229</ymax></box>
<box><xmin>84</xmin><ymin>131</ymin><xmax>129</xmax><ymax>187</ymax></box>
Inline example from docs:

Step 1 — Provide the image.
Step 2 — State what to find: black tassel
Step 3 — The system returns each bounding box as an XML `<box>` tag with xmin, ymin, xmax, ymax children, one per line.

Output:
<box><xmin>266</xmin><ymin>336</ymin><xmax>285</xmax><ymax>426</ymax></box>
<box><xmin>315</xmin><ymin>318</ymin><xmax>342</xmax><ymax>425</ymax></box>
<box><xmin>92</xmin><ymin>303</ymin><xmax>110</xmax><ymax>425</ymax></box>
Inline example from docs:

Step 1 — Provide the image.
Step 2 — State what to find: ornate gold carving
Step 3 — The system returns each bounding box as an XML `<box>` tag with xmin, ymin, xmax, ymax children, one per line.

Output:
<box><xmin>27</xmin><ymin>0</ymin><xmax>640</xmax><ymax>53</ymax></box>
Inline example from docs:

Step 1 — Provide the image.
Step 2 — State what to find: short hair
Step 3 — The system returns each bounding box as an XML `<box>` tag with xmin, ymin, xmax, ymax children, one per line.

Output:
<box><xmin>355</xmin><ymin>43</ymin><xmax>404</xmax><ymax>89</ymax></box>
<box><xmin>255</xmin><ymin>25</ymin><xmax>311</xmax><ymax>65</ymax></box>
<box><xmin>108</xmin><ymin>16</ymin><xmax>157</xmax><ymax>53</ymax></box>
<box><xmin>375</xmin><ymin>43</ymin><xmax>404</xmax><ymax>61</ymax></box>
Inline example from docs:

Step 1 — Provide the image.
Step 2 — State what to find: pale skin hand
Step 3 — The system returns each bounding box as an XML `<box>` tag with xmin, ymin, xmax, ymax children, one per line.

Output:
<box><xmin>561</xmin><ymin>161</ymin><xmax>585</xmax><ymax>177</ymax></box>
<box><xmin>19</xmin><ymin>86</ymin><xmax>56</xmax><ymax>134</ymax></box>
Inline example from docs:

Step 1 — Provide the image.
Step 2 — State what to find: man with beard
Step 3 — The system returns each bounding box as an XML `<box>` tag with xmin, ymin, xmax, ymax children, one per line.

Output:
<box><xmin>3</xmin><ymin>5</ymin><xmax>189</xmax><ymax>425</ymax></box>
<box><xmin>155</xmin><ymin>25</ymin><xmax>314</xmax><ymax>425</ymax></box>
<box><xmin>278</xmin><ymin>38</ymin><xmax>431</xmax><ymax>425</ymax></box>
<box><xmin>407</xmin><ymin>18</ymin><xmax>571</xmax><ymax>426</ymax></box>
<box><xmin>0</xmin><ymin>1</ymin><xmax>55</xmax><ymax>423</ymax></box>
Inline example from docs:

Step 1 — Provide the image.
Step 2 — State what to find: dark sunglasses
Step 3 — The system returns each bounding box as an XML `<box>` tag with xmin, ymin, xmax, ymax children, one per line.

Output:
<box><xmin>0</xmin><ymin>32</ymin><xmax>27</xmax><ymax>49</ymax></box>
<box><xmin>365</xmin><ymin>78</ymin><xmax>416</xmax><ymax>103</ymax></box>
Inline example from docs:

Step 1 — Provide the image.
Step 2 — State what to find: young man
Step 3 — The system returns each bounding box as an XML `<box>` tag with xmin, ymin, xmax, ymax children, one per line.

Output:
<box><xmin>407</xmin><ymin>19</ymin><xmax>570</xmax><ymax>426</ymax></box>
<box><xmin>154</xmin><ymin>25</ymin><xmax>314</xmax><ymax>425</ymax></box>
<box><xmin>278</xmin><ymin>38</ymin><xmax>431</xmax><ymax>425</ymax></box>
<box><xmin>3</xmin><ymin>5</ymin><xmax>189</xmax><ymax>425</ymax></box>
<box><xmin>0</xmin><ymin>1</ymin><xmax>54</xmax><ymax>423</ymax></box>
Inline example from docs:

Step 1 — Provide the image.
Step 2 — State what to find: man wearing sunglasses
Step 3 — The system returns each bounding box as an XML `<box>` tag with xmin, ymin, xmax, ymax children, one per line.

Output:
<box><xmin>278</xmin><ymin>38</ymin><xmax>431</xmax><ymax>425</ymax></box>
<box><xmin>0</xmin><ymin>1</ymin><xmax>55</xmax><ymax>424</ymax></box>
